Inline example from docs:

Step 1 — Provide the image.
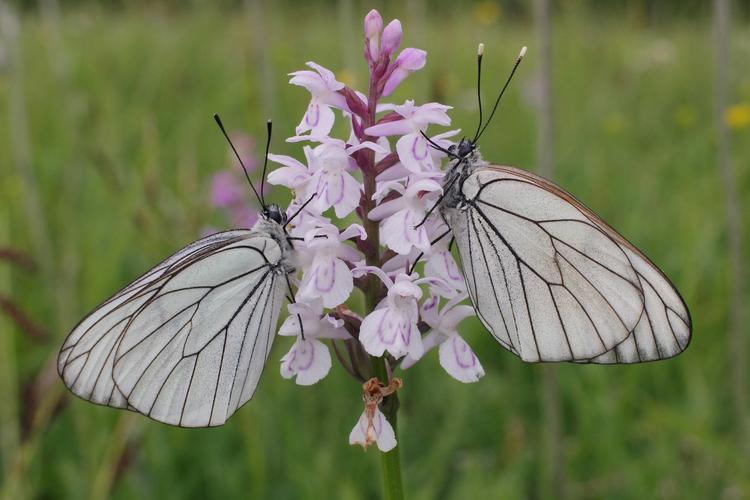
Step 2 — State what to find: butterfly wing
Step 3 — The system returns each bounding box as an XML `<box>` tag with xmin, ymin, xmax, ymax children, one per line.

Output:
<box><xmin>445</xmin><ymin>164</ymin><xmax>691</xmax><ymax>363</ymax></box>
<box><xmin>58</xmin><ymin>229</ymin><xmax>288</xmax><ymax>426</ymax></box>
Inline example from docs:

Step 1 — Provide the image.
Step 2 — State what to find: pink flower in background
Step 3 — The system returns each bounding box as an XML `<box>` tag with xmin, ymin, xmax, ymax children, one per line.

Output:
<box><xmin>210</xmin><ymin>171</ymin><xmax>245</xmax><ymax>208</ymax></box>
<box><xmin>290</xmin><ymin>62</ymin><xmax>350</xmax><ymax>138</ymax></box>
<box><xmin>208</xmin><ymin>132</ymin><xmax>259</xmax><ymax>229</ymax></box>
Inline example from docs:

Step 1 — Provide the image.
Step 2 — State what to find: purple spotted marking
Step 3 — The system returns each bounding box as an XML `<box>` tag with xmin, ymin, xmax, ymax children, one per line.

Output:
<box><xmin>441</xmin><ymin>252</ymin><xmax>463</xmax><ymax>281</ymax></box>
<box><xmin>314</xmin><ymin>259</ymin><xmax>336</xmax><ymax>293</ymax></box>
<box><xmin>410</xmin><ymin>134</ymin><xmax>428</xmax><ymax>161</ymax></box>
<box><xmin>325</xmin><ymin>173</ymin><xmax>346</xmax><ymax>206</ymax></box>
<box><xmin>452</xmin><ymin>337</ymin><xmax>477</xmax><ymax>369</ymax></box>
<box><xmin>306</xmin><ymin>102</ymin><xmax>320</xmax><ymax>126</ymax></box>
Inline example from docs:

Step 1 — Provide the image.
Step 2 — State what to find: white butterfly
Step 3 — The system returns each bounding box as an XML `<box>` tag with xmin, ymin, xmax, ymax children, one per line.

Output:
<box><xmin>58</xmin><ymin>208</ymin><xmax>295</xmax><ymax>427</ymax></box>
<box><xmin>58</xmin><ymin>116</ymin><xmax>304</xmax><ymax>427</ymax></box>
<box><xmin>436</xmin><ymin>139</ymin><xmax>692</xmax><ymax>363</ymax></box>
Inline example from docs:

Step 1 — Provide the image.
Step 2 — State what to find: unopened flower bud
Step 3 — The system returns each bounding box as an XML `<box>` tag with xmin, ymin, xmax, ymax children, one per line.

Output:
<box><xmin>364</xmin><ymin>9</ymin><xmax>383</xmax><ymax>63</ymax></box>
<box><xmin>381</xmin><ymin>19</ymin><xmax>402</xmax><ymax>57</ymax></box>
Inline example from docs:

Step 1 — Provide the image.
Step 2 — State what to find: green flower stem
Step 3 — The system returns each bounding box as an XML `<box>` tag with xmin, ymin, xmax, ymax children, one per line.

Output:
<box><xmin>361</xmin><ymin>71</ymin><xmax>404</xmax><ymax>500</ymax></box>
<box><xmin>371</xmin><ymin>357</ymin><xmax>404</xmax><ymax>500</ymax></box>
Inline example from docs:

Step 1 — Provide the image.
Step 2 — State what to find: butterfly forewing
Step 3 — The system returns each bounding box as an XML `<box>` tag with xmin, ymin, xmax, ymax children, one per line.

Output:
<box><xmin>58</xmin><ymin>230</ymin><xmax>287</xmax><ymax>426</ymax></box>
<box><xmin>445</xmin><ymin>164</ymin><xmax>691</xmax><ymax>363</ymax></box>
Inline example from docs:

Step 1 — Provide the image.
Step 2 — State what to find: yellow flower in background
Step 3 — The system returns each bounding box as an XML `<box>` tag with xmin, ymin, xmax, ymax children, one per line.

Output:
<box><xmin>472</xmin><ymin>1</ymin><xmax>501</xmax><ymax>26</ymax></box>
<box><xmin>725</xmin><ymin>103</ymin><xmax>750</xmax><ymax>130</ymax></box>
<box><xmin>673</xmin><ymin>105</ymin><xmax>696</xmax><ymax>129</ymax></box>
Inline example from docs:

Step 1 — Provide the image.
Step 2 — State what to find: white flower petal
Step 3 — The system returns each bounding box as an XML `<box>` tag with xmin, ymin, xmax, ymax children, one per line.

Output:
<box><xmin>280</xmin><ymin>338</ymin><xmax>332</xmax><ymax>385</ymax></box>
<box><xmin>298</xmin><ymin>257</ymin><xmax>353</xmax><ymax>308</ymax></box>
<box><xmin>381</xmin><ymin>209</ymin><xmax>430</xmax><ymax>255</ymax></box>
<box><xmin>360</xmin><ymin>307</ymin><xmax>421</xmax><ymax>359</ymax></box>
<box><xmin>396</xmin><ymin>133</ymin><xmax>434</xmax><ymax>173</ymax></box>
<box><xmin>401</xmin><ymin>330</ymin><xmax>442</xmax><ymax>369</ymax></box>
<box><xmin>425</xmin><ymin>249</ymin><xmax>466</xmax><ymax>294</ymax></box>
<box><xmin>348</xmin><ymin>409</ymin><xmax>397</xmax><ymax>452</ymax></box>
<box><xmin>438</xmin><ymin>335</ymin><xmax>484</xmax><ymax>383</ymax></box>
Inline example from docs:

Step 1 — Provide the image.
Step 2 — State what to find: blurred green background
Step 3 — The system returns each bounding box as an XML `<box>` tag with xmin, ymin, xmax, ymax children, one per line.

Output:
<box><xmin>1</xmin><ymin>1</ymin><xmax>749</xmax><ymax>499</ymax></box>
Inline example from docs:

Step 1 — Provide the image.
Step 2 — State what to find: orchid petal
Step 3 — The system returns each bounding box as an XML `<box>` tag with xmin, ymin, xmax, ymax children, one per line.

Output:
<box><xmin>280</xmin><ymin>338</ymin><xmax>332</xmax><ymax>385</ymax></box>
<box><xmin>438</xmin><ymin>335</ymin><xmax>484</xmax><ymax>383</ymax></box>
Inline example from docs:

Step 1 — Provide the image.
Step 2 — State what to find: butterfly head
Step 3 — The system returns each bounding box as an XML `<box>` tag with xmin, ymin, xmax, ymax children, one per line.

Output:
<box><xmin>452</xmin><ymin>138</ymin><xmax>476</xmax><ymax>159</ymax></box>
<box><xmin>262</xmin><ymin>203</ymin><xmax>287</xmax><ymax>226</ymax></box>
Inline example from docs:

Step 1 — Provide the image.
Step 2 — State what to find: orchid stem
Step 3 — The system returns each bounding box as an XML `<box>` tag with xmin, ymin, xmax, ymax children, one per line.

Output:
<box><xmin>371</xmin><ymin>357</ymin><xmax>404</xmax><ymax>500</ymax></box>
<box><xmin>362</xmin><ymin>72</ymin><xmax>405</xmax><ymax>498</ymax></box>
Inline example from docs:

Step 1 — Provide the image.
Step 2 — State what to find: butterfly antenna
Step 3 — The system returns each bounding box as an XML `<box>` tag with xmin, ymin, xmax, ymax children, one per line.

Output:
<box><xmin>473</xmin><ymin>46</ymin><xmax>527</xmax><ymax>144</ymax></box>
<box><xmin>407</xmin><ymin>228</ymin><xmax>452</xmax><ymax>275</ymax></box>
<box><xmin>414</xmin><ymin>173</ymin><xmax>460</xmax><ymax>229</ymax></box>
<box><xmin>471</xmin><ymin>43</ymin><xmax>485</xmax><ymax>144</ymax></box>
<box><xmin>285</xmin><ymin>193</ymin><xmax>317</xmax><ymax>229</ymax></box>
<box><xmin>213</xmin><ymin>114</ymin><xmax>265</xmax><ymax>209</ymax></box>
<box><xmin>260</xmin><ymin>120</ymin><xmax>272</xmax><ymax>208</ymax></box>
<box><xmin>420</xmin><ymin>131</ymin><xmax>461</xmax><ymax>160</ymax></box>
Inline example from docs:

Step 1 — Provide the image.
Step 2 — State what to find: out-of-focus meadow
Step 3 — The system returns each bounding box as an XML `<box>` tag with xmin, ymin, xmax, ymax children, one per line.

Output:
<box><xmin>1</xmin><ymin>1</ymin><xmax>749</xmax><ymax>498</ymax></box>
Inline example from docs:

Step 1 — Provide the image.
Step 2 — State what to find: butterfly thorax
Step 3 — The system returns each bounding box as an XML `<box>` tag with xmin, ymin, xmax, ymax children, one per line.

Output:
<box><xmin>440</xmin><ymin>142</ymin><xmax>487</xmax><ymax>212</ymax></box>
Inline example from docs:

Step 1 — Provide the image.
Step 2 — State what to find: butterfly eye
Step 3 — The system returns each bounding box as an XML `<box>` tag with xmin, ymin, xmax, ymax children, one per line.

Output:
<box><xmin>457</xmin><ymin>140</ymin><xmax>474</xmax><ymax>158</ymax></box>
<box><xmin>265</xmin><ymin>205</ymin><xmax>285</xmax><ymax>224</ymax></box>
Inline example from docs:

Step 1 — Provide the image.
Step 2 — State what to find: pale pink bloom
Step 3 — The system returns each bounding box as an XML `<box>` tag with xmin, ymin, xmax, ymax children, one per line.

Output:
<box><xmin>365</xmin><ymin>101</ymin><xmax>451</xmax><ymax>173</ymax></box>
<box><xmin>349</xmin><ymin>408</ymin><xmax>397</xmax><ymax>452</ymax></box>
<box><xmin>267</xmin><ymin>147</ymin><xmax>314</xmax><ymax>199</ymax></box>
<box><xmin>424</xmin><ymin>224</ymin><xmax>466</xmax><ymax>296</ymax></box>
<box><xmin>297</xmin><ymin>223</ymin><xmax>365</xmax><ymax>308</ymax></box>
<box><xmin>307</xmin><ymin>140</ymin><xmax>363</xmax><ymax>218</ymax></box>
<box><xmin>369</xmin><ymin>176</ymin><xmax>443</xmax><ymax>255</ymax></box>
<box><xmin>402</xmin><ymin>295</ymin><xmax>483</xmax><ymax>383</ymax></box>
<box><xmin>355</xmin><ymin>267</ymin><xmax>444</xmax><ymax>360</ymax></box>
<box><xmin>285</xmin><ymin>199</ymin><xmax>328</xmax><ymax>238</ymax></box>
<box><xmin>382</xmin><ymin>48</ymin><xmax>427</xmax><ymax>96</ymax></box>
<box><xmin>290</xmin><ymin>62</ymin><xmax>349</xmax><ymax>138</ymax></box>
<box><xmin>279</xmin><ymin>300</ymin><xmax>349</xmax><ymax>385</ymax></box>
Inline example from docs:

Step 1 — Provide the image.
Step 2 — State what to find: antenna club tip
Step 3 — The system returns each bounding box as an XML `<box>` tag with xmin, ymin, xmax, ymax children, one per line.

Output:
<box><xmin>519</xmin><ymin>46</ymin><xmax>528</xmax><ymax>59</ymax></box>
<box><xmin>477</xmin><ymin>43</ymin><xmax>485</xmax><ymax>56</ymax></box>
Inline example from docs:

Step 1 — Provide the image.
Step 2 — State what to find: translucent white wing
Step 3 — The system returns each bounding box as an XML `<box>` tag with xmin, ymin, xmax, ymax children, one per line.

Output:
<box><xmin>445</xmin><ymin>165</ymin><xmax>691</xmax><ymax>363</ymax></box>
<box><xmin>58</xmin><ymin>230</ymin><xmax>288</xmax><ymax>426</ymax></box>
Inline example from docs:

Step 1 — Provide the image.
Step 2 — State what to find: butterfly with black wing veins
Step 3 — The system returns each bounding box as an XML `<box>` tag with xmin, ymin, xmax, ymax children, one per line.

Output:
<box><xmin>57</xmin><ymin>117</ymin><xmax>313</xmax><ymax>427</ymax></box>
<box><xmin>422</xmin><ymin>44</ymin><xmax>692</xmax><ymax>364</ymax></box>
